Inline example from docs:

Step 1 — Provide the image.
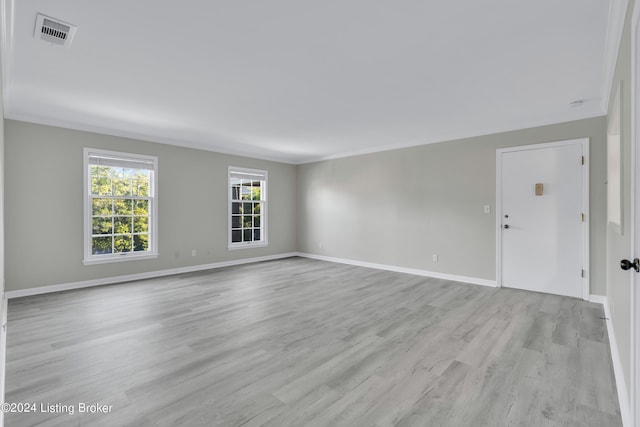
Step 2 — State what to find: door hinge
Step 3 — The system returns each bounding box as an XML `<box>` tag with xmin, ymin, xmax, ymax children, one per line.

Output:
<box><xmin>581</xmin><ymin>156</ymin><xmax>585</xmax><ymax>165</ymax></box>
<box><xmin>581</xmin><ymin>269</ymin><xmax>585</xmax><ymax>278</ymax></box>
<box><xmin>581</xmin><ymin>213</ymin><xmax>585</xmax><ymax>222</ymax></box>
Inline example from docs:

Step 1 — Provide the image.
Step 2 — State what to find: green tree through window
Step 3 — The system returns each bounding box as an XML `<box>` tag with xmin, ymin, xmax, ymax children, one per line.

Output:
<box><xmin>85</xmin><ymin>149</ymin><xmax>157</xmax><ymax>264</ymax></box>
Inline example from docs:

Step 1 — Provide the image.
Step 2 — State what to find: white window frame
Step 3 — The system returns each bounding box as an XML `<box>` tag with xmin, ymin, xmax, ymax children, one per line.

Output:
<box><xmin>83</xmin><ymin>148</ymin><xmax>159</xmax><ymax>265</ymax></box>
<box><xmin>228</xmin><ymin>166</ymin><xmax>268</xmax><ymax>250</ymax></box>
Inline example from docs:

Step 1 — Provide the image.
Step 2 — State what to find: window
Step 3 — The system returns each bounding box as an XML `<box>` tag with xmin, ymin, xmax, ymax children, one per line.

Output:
<box><xmin>83</xmin><ymin>148</ymin><xmax>158</xmax><ymax>265</ymax></box>
<box><xmin>229</xmin><ymin>167</ymin><xmax>267</xmax><ymax>249</ymax></box>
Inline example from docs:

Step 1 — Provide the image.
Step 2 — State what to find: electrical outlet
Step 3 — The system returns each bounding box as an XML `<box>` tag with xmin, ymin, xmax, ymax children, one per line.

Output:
<box><xmin>484</xmin><ymin>205</ymin><xmax>491</xmax><ymax>214</ymax></box>
<box><xmin>319</xmin><ymin>242</ymin><xmax>323</xmax><ymax>249</ymax></box>
<box><xmin>432</xmin><ymin>254</ymin><xmax>438</xmax><ymax>263</ymax></box>
<box><xmin>191</xmin><ymin>249</ymin><xmax>197</xmax><ymax>257</ymax></box>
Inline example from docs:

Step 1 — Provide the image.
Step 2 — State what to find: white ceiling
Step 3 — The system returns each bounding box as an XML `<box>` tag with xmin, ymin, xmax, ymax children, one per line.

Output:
<box><xmin>1</xmin><ymin>0</ymin><xmax>614</xmax><ymax>164</ymax></box>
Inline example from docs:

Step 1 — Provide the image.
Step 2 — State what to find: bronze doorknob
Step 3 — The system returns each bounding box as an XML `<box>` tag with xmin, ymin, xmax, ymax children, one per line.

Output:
<box><xmin>620</xmin><ymin>258</ymin><xmax>640</xmax><ymax>272</ymax></box>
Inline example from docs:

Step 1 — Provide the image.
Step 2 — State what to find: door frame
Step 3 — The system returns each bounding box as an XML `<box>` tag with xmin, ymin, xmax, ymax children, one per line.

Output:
<box><xmin>495</xmin><ymin>138</ymin><xmax>590</xmax><ymax>300</ymax></box>
<box><xmin>631</xmin><ymin>1</ymin><xmax>639</xmax><ymax>424</ymax></box>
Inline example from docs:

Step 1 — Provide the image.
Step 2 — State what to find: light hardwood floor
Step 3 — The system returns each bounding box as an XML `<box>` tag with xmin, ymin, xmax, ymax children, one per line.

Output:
<box><xmin>5</xmin><ymin>257</ymin><xmax>621</xmax><ymax>426</ymax></box>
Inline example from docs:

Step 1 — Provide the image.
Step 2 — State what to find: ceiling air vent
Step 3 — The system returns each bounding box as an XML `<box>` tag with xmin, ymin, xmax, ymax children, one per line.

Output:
<box><xmin>34</xmin><ymin>13</ymin><xmax>77</xmax><ymax>47</ymax></box>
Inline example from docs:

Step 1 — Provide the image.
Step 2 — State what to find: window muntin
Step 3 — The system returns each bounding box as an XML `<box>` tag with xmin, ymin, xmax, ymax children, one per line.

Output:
<box><xmin>84</xmin><ymin>149</ymin><xmax>158</xmax><ymax>264</ymax></box>
<box><xmin>229</xmin><ymin>167</ymin><xmax>267</xmax><ymax>248</ymax></box>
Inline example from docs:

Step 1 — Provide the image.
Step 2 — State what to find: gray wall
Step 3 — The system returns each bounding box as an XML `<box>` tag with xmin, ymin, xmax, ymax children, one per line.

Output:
<box><xmin>4</xmin><ymin>114</ymin><xmax>608</xmax><ymax>298</ymax></box>
<box><xmin>606</xmin><ymin>0</ymin><xmax>635</xmax><ymax>401</ymax></box>
<box><xmin>297</xmin><ymin>117</ymin><xmax>607</xmax><ymax>295</ymax></box>
<box><xmin>4</xmin><ymin>120</ymin><xmax>297</xmax><ymax>291</ymax></box>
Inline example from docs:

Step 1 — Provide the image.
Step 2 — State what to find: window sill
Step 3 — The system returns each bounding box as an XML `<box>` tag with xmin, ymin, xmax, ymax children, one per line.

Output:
<box><xmin>83</xmin><ymin>253</ymin><xmax>159</xmax><ymax>266</ymax></box>
<box><xmin>228</xmin><ymin>242</ymin><xmax>269</xmax><ymax>251</ymax></box>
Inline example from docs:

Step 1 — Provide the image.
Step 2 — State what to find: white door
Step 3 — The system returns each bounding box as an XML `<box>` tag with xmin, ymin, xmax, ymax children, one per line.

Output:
<box><xmin>632</xmin><ymin>5</ymin><xmax>640</xmax><ymax>423</ymax></box>
<box><xmin>633</xmin><ymin>109</ymin><xmax>640</xmax><ymax>427</ymax></box>
<box><xmin>633</xmin><ymin>7</ymin><xmax>640</xmax><ymax>421</ymax></box>
<box><xmin>497</xmin><ymin>140</ymin><xmax>588</xmax><ymax>299</ymax></box>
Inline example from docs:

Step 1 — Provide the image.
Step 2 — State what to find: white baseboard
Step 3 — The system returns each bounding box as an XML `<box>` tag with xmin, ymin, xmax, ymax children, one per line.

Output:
<box><xmin>295</xmin><ymin>252</ymin><xmax>497</xmax><ymax>287</ymax></box>
<box><xmin>600</xmin><ymin>297</ymin><xmax>631</xmax><ymax>427</ymax></box>
<box><xmin>5</xmin><ymin>253</ymin><xmax>298</xmax><ymax>299</ymax></box>
<box><xmin>1</xmin><ymin>254</ymin><xmax>630</xmax><ymax>427</ymax></box>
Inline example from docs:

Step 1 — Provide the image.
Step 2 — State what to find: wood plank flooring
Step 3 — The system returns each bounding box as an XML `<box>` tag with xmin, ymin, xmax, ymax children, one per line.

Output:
<box><xmin>4</xmin><ymin>257</ymin><xmax>622</xmax><ymax>426</ymax></box>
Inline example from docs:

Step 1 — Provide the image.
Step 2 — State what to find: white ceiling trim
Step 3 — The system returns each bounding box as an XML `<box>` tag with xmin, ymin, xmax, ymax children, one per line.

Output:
<box><xmin>0</xmin><ymin>0</ymin><xmax>14</xmax><ymax>109</ymax></box>
<box><xmin>306</xmin><ymin>111</ymin><xmax>606</xmax><ymax>164</ymax></box>
<box><xmin>602</xmin><ymin>0</ymin><xmax>630</xmax><ymax>113</ymax></box>
<box><xmin>3</xmin><ymin>110</ymin><xmax>293</xmax><ymax>164</ymax></box>
<box><xmin>5</xmin><ymin>107</ymin><xmax>605</xmax><ymax>166</ymax></box>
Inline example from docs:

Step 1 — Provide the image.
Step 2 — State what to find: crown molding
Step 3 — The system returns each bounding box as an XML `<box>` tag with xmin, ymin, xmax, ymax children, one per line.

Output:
<box><xmin>3</xmin><ymin>111</ymin><xmax>297</xmax><ymax>165</ymax></box>
<box><xmin>0</xmin><ymin>0</ymin><xmax>15</xmax><ymax>108</ymax></box>
<box><xmin>299</xmin><ymin>110</ymin><xmax>605</xmax><ymax>164</ymax></box>
<box><xmin>602</xmin><ymin>0</ymin><xmax>629</xmax><ymax>113</ymax></box>
<box><xmin>6</xmin><ymin>107</ymin><xmax>605</xmax><ymax>167</ymax></box>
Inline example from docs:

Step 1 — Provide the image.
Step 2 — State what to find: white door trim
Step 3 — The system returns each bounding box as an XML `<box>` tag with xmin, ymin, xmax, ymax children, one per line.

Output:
<box><xmin>630</xmin><ymin>1</ymin><xmax>639</xmax><ymax>424</ymax></box>
<box><xmin>496</xmin><ymin>138</ymin><xmax>590</xmax><ymax>301</ymax></box>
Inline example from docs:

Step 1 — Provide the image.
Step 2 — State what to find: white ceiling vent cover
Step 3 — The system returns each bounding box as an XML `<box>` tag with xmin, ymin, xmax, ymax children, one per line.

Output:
<box><xmin>34</xmin><ymin>13</ymin><xmax>77</xmax><ymax>47</ymax></box>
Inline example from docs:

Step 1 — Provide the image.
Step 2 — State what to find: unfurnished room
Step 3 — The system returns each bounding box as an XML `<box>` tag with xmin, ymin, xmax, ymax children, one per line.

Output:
<box><xmin>0</xmin><ymin>1</ymin><xmax>639</xmax><ymax>426</ymax></box>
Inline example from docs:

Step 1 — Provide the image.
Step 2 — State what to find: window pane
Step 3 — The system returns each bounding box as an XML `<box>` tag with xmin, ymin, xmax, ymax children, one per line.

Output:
<box><xmin>91</xmin><ymin>165</ymin><xmax>109</xmax><ymax>176</ymax></box>
<box><xmin>252</xmin><ymin>186</ymin><xmax>261</xmax><ymax>200</ymax></box>
<box><xmin>114</xmin><ymin>235</ymin><xmax>132</xmax><ymax>252</ymax></box>
<box><xmin>254</xmin><ymin>215</ymin><xmax>261</xmax><ymax>227</ymax></box>
<box><xmin>114</xmin><ymin>217</ymin><xmax>132</xmax><ymax>234</ymax></box>
<box><xmin>134</xmin><ymin>217</ymin><xmax>148</xmax><ymax>233</ymax></box>
<box><xmin>135</xmin><ymin>200</ymin><xmax>149</xmax><ymax>215</ymax></box>
<box><xmin>125</xmin><ymin>167</ymin><xmax>143</xmax><ymax>175</ymax></box>
<box><xmin>231</xmin><ymin>185</ymin><xmax>240</xmax><ymax>200</ymax></box>
<box><xmin>132</xmin><ymin>179</ymin><xmax>150</xmax><ymax>197</ymax></box>
<box><xmin>253</xmin><ymin>203</ymin><xmax>261</xmax><ymax>214</ymax></box>
<box><xmin>232</xmin><ymin>230</ymin><xmax>242</xmax><ymax>242</ymax></box>
<box><xmin>133</xmin><ymin>234</ymin><xmax>149</xmax><ymax>252</ymax></box>
<box><xmin>92</xmin><ymin>236</ymin><xmax>112</xmax><ymax>255</ymax></box>
<box><xmin>92</xmin><ymin>198</ymin><xmax>112</xmax><ymax>216</ymax></box>
<box><xmin>232</xmin><ymin>216</ymin><xmax>241</xmax><ymax>229</ymax></box>
<box><xmin>243</xmin><ymin>216</ymin><xmax>253</xmax><ymax>228</ymax></box>
<box><xmin>114</xmin><ymin>199</ymin><xmax>133</xmax><ymax>215</ymax></box>
<box><xmin>243</xmin><ymin>202</ymin><xmax>252</xmax><ymax>214</ymax></box>
<box><xmin>241</xmin><ymin>186</ymin><xmax>252</xmax><ymax>200</ymax></box>
<box><xmin>92</xmin><ymin>217</ymin><xmax>112</xmax><ymax>235</ymax></box>
<box><xmin>232</xmin><ymin>202</ymin><xmax>241</xmax><ymax>215</ymax></box>
<box><xmin>91</xmin><ymin>176</ymin><xmax>112</xmax><ymax>196</ymax></box>
<box><xmin>243</xmin><ymin>229</ymin><xmax>252</xmax><ymax>242</ymax></box>
<box><xmin>113</xmin><ymin>178</ymin><xmax>132</xmax><ymax>196</ymax></box>
<box><xmin>253</xmin><ymin>229</ymin><xmax>261</xmax><ymax>241</ymax></box>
